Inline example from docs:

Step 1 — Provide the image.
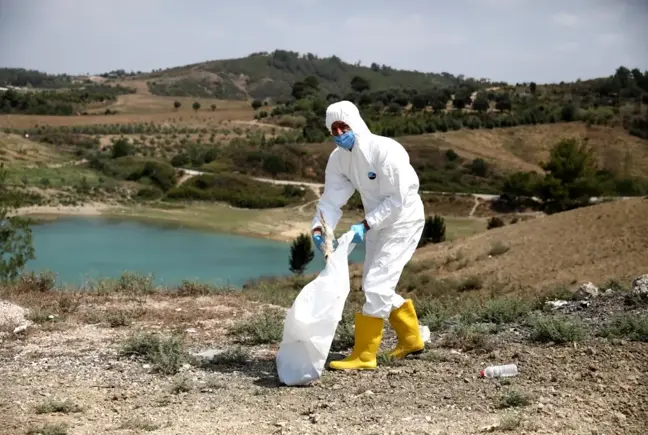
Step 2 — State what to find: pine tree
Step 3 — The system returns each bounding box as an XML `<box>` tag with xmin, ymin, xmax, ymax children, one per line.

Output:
<box><xmin>418</xmin><ymin>214</ymin><xmax>446</xmax><ymax>248</ymax></box>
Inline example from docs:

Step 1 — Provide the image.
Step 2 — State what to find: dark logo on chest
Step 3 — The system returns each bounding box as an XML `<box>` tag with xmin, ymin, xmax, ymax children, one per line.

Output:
<box><xmin>368</xmin><ymin>171</ymin><xmax>376</xmax><ymax>180</ymax></box>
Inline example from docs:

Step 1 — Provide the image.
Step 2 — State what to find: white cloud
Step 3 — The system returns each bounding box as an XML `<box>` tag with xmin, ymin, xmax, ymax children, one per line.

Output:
<box><xmin>288</xmin><ymin>0</ymin><xmax>320</xmax><ymax>6</ymax></box>
<box><xmin>551</xmin><ymin>12</ymin><xmax>582</xmax><ymax>28</ymax></box>
<box><xmin>473</xmin><ymin>0</ymin><xmax>528</xmax><ymax>7</ymax></box>
<box><xmin>342</xmin><ymin>12</ymin><xmax>466</xmax><ymax>50</ymax></box>
<box><xmin>598</xmin><ymin>33</ymin><xmax>624</xmax><ymax>45</ymax></box>
<box><xmin>555</xmin><ymin>41</ymin><xmax>580</xmax><ymax>52</ymax></box>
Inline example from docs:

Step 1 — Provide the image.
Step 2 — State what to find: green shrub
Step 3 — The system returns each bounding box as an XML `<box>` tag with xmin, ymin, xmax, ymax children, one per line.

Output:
<box><xmin>488</xmin><ymin>241</ymin><xmax>510</xmax><ymax>256</ymax></box>
<box><xmin>529</xmin><ymin>315</ymin><xmax>586</xmax><ymax>344</ymax></box>
<box><xmin>201</xmin><ymin>346</ymin><xmax>251</xmax><ymax>368</ymax></box>
<box><xmin>96</xmin><ymin>156</ymin><xmax>177</xmax><ymax>191</ymax></box>
<box><xmin>35</xmin><ymin>399</ymin><xmax>83</xmax><ymax>414</ymax></box>
<box><xmin>416</xmin><ymin>301</ymin><xmax>450</xmax><ymax>331</ymax></box>
<box><xmin>487</xmin><ymin>216</ymin><xmax>505</xmax><ymax>229</ymax></box>
<box><xmin>498</xmin><ymin>390</ymin><xmax>531</xmax><ymax>408</ymax></box>
<box><xmin>441</xmin><ymin>323</ymin><xmax>493</xmax><ymax>351</ymax></box>
<box><xmin>457</xmin><ymin>275</ymin><xmax>483</xmax><ymax>292</ymax></box>
<box><xmin>135</xmin><ymin>186</ymin><xmax>163</xmax><ymax>200</ymax></box>
<box><xmin>229</xmin><ymin>308</ymin><xmax>284</xmax><ymax>345</ymax></box>
<box><xmin>330</xmin><ymin>311</ymin><xmax>355</xmax><ymax>351</ymax></box>
<box><xmin>476</xmin><ymin>297</ymin><xmax>533</xmax><ymax>324</ymax></box>
<box><xmin>166</xmin><ymin>173</ymin><xmax>304</xmax><ymax>208</ymax></box>
<box><xmin>598</xmin><ymin>313</ymin><xmax>648</xmax><ymax>342</ymax></box>
<box><xmin>119</xmin><ymin>332</ymin><xmax>186</xmax><ymax>375</ymax></box>
<box><xmin>26</xmin><ymin>423</ymin><xmax>69</xmax><ymax>435</ymax></box>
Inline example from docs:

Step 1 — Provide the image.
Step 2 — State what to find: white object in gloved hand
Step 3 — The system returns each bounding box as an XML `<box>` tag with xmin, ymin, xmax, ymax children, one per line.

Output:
<box><xmin>276</xmin><ymin>230</ymin><xmax>356</xmax><ymax>386</ymax></box>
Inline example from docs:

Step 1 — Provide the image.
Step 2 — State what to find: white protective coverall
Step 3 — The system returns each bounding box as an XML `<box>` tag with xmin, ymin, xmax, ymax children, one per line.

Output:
<box><xmin>312</xmin><ymin>101</ymin><xmax>425</xmax><ymax>320</ymax></box>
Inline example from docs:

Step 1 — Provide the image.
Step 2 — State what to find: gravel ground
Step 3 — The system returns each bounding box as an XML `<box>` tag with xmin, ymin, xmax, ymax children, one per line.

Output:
<box><xmin>0</xmin><ymin>292</ymin><xmax>646</xmax><ymax>435</ymax></box>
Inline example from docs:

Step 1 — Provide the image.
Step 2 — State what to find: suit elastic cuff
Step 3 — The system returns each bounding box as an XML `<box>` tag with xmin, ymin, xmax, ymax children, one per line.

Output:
<box><xmin>365</xmin><ymin>215</ymin><xmax>379</xmax><ymax>230</ymax></box>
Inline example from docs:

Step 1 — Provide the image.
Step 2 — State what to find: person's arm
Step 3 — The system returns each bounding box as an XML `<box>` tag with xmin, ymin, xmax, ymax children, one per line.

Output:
<box><xmin>364</xmin><ymin>143</ymin><xmax>419</xmax><ymax>231</ymax></box>
<box><xmin>312</xmin><ymin>153</ymin><xmax>355</xmax><ymax>234</ymax></box>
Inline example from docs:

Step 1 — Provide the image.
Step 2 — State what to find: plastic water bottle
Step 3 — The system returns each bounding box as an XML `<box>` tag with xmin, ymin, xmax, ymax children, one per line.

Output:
<box><xmin>480</xmin><ymin>364</ymin><xmax>518</xmax><ymax>378</ymax></box>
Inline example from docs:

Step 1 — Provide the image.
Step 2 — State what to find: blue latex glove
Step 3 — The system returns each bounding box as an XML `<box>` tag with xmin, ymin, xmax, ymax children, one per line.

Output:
<box><xmin>350</xmin><ymin>222</ymin><xmax>367</xmax><ymax>243</ymax></box>
<box><xmin>312</xmin><ymin>233</ymin><xmax>324</xmax><ymax>253</ymax></box>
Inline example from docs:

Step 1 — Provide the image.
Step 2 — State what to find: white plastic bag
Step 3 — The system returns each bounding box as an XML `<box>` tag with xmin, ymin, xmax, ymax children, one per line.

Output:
<box><xmin>276</xmin><ymin>230</ymin><xmax>356</xmax><ymax>386</ymax></box>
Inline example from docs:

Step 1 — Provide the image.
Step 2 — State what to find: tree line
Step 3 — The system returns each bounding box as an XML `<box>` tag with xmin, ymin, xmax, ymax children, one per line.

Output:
<box><xmin>253</xmin><ymin>66</ymin><xmax>648</xmax><ymax>140</ymax></box>
<box><xmin>0</xmin><ymin>85</ymin><xmax>137</xmax><ymax>115</ymax></box>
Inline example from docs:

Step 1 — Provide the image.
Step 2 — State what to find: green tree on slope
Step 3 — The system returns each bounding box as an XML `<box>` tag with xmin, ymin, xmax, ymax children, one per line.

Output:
<box><xmin>418</xmin><ymin>215</ymin><xmax>446</xmax><ymax>248</ymax></box>
<box><xmin>0</xmin><ymin>165</ymin><xmax>35</xmax><ymax>282</ymax></box>
<box><xmin>536</xmin><ymin>138</ymin><xmax>603</xmax><ymax>213</ymax></box>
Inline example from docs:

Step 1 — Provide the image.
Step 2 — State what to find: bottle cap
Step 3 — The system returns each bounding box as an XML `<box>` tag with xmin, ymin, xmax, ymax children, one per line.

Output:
<box><xmin>479</xmin><ymin>369</ymin><xmax>485</xmax><ymax>377</ymax></box>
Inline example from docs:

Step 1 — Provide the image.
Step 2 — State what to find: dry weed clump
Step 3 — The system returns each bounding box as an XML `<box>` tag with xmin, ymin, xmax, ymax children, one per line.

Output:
<box><xmin>118</xmin><ymin>417</ymin><xmax>159</xmax><ymax>432</ymax></box>
<box><xmin>498</xmin><ymin>390</ymin><xmax>532</xmax><ymax>409</ymax></box>
<box><xmin>488</xmin><ymin>241</ymin><xmax>510</xmax><ymax>257</ymax></box>
<box><xmin>228</xmin><ymin>308</ymin><xmax>284</xmax><ymax>345</ymax></box>
<box><xmin>26</xmin><ymin>423</ymin><xmax>69</xmax><ymax>435</ymax></box>
<box><xmin>598</xmin><ymin>313</ymin><xmax>648</xmax><ymax>342</ymax></box>
<box><xmin>472</xmin><ymin>297</ymin><xmax>534</xmax><ymax>325</ymax></box>
<box><xmin>199</xmin><ymin>346</ymin><xmax>251</xmax><ymax>369</ymax></box>
<box><xmin>105</xmin><ymin>309</ymin><xmax>132</xmax><ymax>328</ymax></box>
<box><xmin>528</xmin><ymin>314</ymin><xmax>586</xmax><ymax>344</ymax></box>
<box><xmin>440</xmin><ymin>323</ymin><xmax>494</xmax><ymax>352</ymax></box>
<box><xmin>119</xmin><ymin>331</ymin><xmax>187</xmax><ymax>375</ymax></box>
<box><xmin>34</xmin><ymin>399</ymin><xmax>83</xmax><ymax>415</ymax></box>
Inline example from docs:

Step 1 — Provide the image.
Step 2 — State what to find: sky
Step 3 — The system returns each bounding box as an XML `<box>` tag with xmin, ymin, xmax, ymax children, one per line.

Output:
<box><xmin>1</xmin><ymin>0</ymin><xmax>647</xmax><ymax>84</ymax></box>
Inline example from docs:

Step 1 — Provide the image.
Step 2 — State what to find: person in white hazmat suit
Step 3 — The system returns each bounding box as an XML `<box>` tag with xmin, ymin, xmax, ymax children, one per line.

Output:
<box><xmin>311</xmin><ymin>100</ymin><xmax>426</xmax><ymax>371</ymax></box>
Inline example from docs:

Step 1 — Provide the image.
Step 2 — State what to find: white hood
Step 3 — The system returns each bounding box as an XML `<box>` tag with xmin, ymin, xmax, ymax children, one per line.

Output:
<box><xmin>324</xmin><ymin>101</ymin><xmax>372</xmax><ymax>143</ymax></box>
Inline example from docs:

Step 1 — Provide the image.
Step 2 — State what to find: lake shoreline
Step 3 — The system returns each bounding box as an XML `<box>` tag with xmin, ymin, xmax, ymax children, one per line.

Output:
<box><xmin>24</xmin><ymin>215</ymin><xmax>347</xmax><ymax>289</ymax></box>
<box><xmin>15</xmin><ymin>201</ymin><xmax>319</xmax><ymax>243</ymax></box>
<box><xmin>16</xmin><ymin>200</ymin><xmax>486</xmax><ymax>244</ymax></box>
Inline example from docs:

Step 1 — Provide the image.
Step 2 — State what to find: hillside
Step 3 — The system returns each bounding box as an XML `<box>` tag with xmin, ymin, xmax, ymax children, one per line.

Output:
<box><xmin>400</xmin><ymin>123</ymin><xmax>648</xmax><ymax>178</ymax></box>
<box><xmin>0</xmin><ymin>132</ymin><xmax>72</xmax><ymax>167</ymax></box>
<box><xmin>2</xmin><ymin>59</ymin><xmax>648</xmax><ymax>217</ymax></box>
<box><xmin>133</xmin><ymin>50</ymin><xmax>499</xmax><ymax>100</ymax></box>
<box><xmin>402</xmin><ymin>197</ymin><xmax>648</xmax><ymax>296</ymax></box>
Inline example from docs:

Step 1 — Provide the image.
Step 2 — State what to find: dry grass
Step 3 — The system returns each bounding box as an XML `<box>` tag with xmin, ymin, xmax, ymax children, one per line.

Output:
<box><xmin>0</xmin><ymin>133</ymin><xmax>71</xmax><ymax>167</ymax></box>
<box><xmin>34</xmin><ymin>399</ymin><xmax>82</xmax><ymax>415</ymax></box>
<box><xmin>97</xmin><ymin>88</ymin><xmax>250</xmax><ymax>113</ymax></box>
<box><xmin>412</xmin><ymin>198</ymin><xmax>648</xmax><ymax>294</ymax></box>
<box><xmin>422</xmin><ymin>193</ymin><xmax>477</xmax><ymax>216</ymax></box>
<box><xmin>0</xmin><ymin>90</ymin><xmax>256</xmax><ymax>129</ymax></box>
<box><xmin>401</xmin><ymin>123</ymin><xmax>648</xmax><ymax>177</ymax></box>
<box><xmin>0</xmin><ymin>110</ymin><xmax>254</xmax><ymax>129</ymax></box>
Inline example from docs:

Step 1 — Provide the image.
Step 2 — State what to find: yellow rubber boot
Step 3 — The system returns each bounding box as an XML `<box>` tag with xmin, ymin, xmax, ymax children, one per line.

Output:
<box><xmin>328</xmin><ymin>313</ymin><xmax>384</xmax><ymax>370</ymax></box>
<box><xmin>387</xmin><ymin>299</ymin><xmax>425</xmax><ymax>359</ymax></box>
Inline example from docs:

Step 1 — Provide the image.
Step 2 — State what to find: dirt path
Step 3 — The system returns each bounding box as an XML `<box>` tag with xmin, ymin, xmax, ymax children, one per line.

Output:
<box><xmin>469</xmin><ymin>197</ymin><xmax>480</xmax><ymax>217</ymax></box>
<box><xmin>177</xmin><ymin>169</ymin><xmax>502</xmax><ymax>201</ymax></box>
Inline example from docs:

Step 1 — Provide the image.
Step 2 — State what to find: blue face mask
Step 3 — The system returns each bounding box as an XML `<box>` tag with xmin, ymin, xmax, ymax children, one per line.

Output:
<box><xmin>333</xmin><ymin>130</ymin><xmax>355</xmax><ymax>150</ymax></box>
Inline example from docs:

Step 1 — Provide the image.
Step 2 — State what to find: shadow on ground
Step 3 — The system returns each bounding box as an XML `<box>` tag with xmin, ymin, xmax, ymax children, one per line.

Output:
<box><xmin>190</xmin><ymin>350</ymin><xmax>351</xmax><ymax>389</ymax></box>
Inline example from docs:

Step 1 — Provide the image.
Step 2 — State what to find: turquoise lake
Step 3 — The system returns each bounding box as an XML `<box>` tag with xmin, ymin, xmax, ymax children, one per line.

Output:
<box><xmin>25</xmin><ymin>217</ymin><xmax>366</xmax><ymax>288</ymax></box>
